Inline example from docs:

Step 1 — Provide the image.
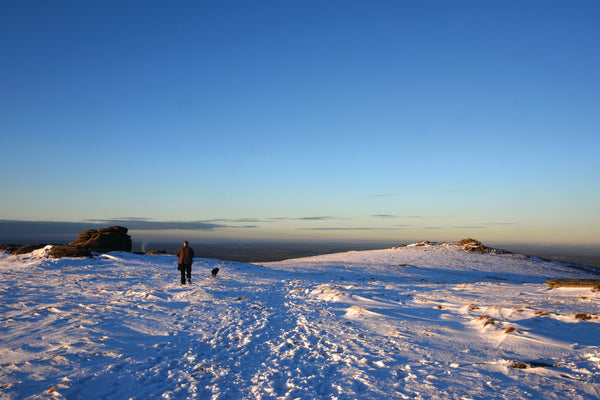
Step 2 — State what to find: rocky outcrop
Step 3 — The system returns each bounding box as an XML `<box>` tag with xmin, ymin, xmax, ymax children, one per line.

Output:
<box><xmin>459</xmin><ymin>238</ymin><xmax>488</xmax><ymax>253</ymax></box>
<box><xmin>49</xmin><ymin>226</ymin><xmax>132</xmax><ymax>258</ymax></box>
<box><xmin>72</xmin><ymin>226</ymin><xmax>132</xmax><ymax>253</ymax></box>
<box><xmin>457</xmin><ymin>238</ymin><xmax>510</xmax><ymax>255</ymax></box>
<box><xmin>0</xmin><ymin>244</ymin><xmax>22</xmax><ymax>254</ymax></box>
<box><xmin>49</xmin><ymin>245</ymin><xmax>93</xmax><ymax>258</ymax></box>
<box><xmin>145</xmin><ymin>250</ymin><xmax>167</xmax><ymax>255</ymax></box>
<box><xmin>1</xmin><ymin>244</ymin><xmax>51</xmax><ymax>255</ymax></box>
<box><xmin>11</xmin><ymin>244</ymin><xmax>48</xmax><ymax>255</ymax></box>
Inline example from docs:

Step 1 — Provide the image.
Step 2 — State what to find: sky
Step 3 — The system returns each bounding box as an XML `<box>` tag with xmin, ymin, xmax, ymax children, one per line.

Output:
<box><xmin>1</xmin><ymin>0</ymin><xmax>599</xmax><ymax>246</ymax></box>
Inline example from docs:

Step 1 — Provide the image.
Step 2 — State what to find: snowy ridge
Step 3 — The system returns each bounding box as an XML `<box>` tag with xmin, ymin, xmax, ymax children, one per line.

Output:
<box><xmin>0</xmin><ymin>243</ymin><xmax>599</xmax><ymax>399</ymax></box>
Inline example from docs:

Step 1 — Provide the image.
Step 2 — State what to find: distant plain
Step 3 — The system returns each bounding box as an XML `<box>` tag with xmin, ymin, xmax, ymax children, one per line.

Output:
<box><xmin>1</xmin><ymin>235</ymin><xmax>598</xmax><ymax>269</ymax></box>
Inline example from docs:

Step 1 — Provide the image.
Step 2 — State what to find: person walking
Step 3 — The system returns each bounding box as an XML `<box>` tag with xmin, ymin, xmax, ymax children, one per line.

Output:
<box><xmin>176</xmin><ymin>241</ymin><xmax>194</xmax><ymax>285</ymax></box>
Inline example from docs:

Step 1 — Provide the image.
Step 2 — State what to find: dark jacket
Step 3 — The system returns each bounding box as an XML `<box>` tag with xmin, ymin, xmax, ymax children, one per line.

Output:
<box><xmin>176</xmin><ymin>246</ymin><xmax>194</xmax><ymax>265</ymax></box>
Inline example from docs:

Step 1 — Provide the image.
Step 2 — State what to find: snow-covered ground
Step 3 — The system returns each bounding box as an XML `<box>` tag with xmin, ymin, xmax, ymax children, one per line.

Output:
<box><xmin>1</xmin><ymin>243</ymin><xmax>599</xmax><ymax>399</ymax></box>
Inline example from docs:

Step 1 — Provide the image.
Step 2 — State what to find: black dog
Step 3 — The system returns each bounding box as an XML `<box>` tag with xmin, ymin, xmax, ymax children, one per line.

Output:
<box><xmin>211</xmin><ymin>268</ymin><xmax>219</xmax><ymax>278</ymax></box>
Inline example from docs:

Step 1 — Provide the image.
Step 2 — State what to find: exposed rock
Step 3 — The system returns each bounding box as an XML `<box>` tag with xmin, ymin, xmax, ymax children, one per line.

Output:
<box><xmin>457</xmin><ymin>239</ymin><xmax>511</xmax><ymax>255</ymax></box>
<box><xmin>458</xmin><ymin>238</ymin><xmax>488</xmax><ymax>253</ymax></box>
<box><xmin>145</xmin><ymin>250</ymin><xmax>167</xmax><ymax>255</ymax></box>
<box><xmin>509</xmin><ymin>361</ymin><xmax>529</xmax><ymax>369</ymax></box>
<box><xmin>73</xmin><ymin>226</ymin><xmax>132</xmax><ymax>253</ymax></box>
<box><xmin>509</xmin><ymin>360</ymin><xmax>555</xmax><ymax>369</ymax></box>
<box><xmin>49</xmin><ymin>226</ymin><xmax>132</xmax><ymax>258</ymax></box>
<box><xmin>49</xmin><ymin>245</ymin><xmax>93</xmax><ymax>258</ymax></box>
<box><xmin>11</xmin><ymin>244</ymin><xmax>48</xmax><ymax>255</ymax></box>
<box><xmin>0</xmin><ymin>244</ymin><xmax>22</xmax><ymax>253</ymax></box>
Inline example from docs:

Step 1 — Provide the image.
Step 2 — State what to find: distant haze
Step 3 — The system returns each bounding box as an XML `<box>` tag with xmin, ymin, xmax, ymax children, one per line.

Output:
<box><xmin>1</xmin><ymin>219</ymin><xmax>598</xmax><ymax>268</ymax></box>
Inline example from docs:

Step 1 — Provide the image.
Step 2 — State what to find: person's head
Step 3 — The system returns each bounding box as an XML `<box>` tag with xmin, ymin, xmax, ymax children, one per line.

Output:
<box><xmin>183</xmin><ymin>240</ymin><xmax>189</xmax><ymax>247</ymax></box>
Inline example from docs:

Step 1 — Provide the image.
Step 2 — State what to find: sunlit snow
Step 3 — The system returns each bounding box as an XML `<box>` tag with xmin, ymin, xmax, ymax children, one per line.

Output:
<box><xmin>1</xmin><ymin>243</ymin><xmax>598</xmax><ymax>399</ymax></box>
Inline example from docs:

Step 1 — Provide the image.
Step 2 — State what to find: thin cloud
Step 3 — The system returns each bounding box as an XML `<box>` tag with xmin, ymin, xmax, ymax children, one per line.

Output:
<box><xmin>206</xmin><ymin>217</ymin><xmax>282</xmax><ymax>224</ymax></box>
<box><xmin>200</xmin><ymin>216</ymin><xmax>338</xmax><ymax>223</ymax></box>
<box><xmin>219</xmin><ymin>218</ymin><xmax>273</xmax><ymax>224</ymax></box>
<box><xmin>269</xmin><ymin>216</ymin><xmax>337</xmax><ymax>221</ymax></box>
<box><xmin>299</xmin><ymin>227</ymin><xmax>401</xmax><ymax>231</ymax></box>
<box><xmin>108</xmin><ymin>217</ymin><xmax>153</xmax><ymax>221</ymax></box>
<box><xmin>232</xmin><ymin>218</ymin><xmax>268</xmax><ymax>223</ymax></box>
<box><xmin>0</xmin><ymin>219</ymin><xmax>258</xmax><ymax>236</ymax></box>
<box><xmin>87</xmin><ymin>219</ymin><xmax>226</xmax><ymax>231</ymax></box>
<box><xmin>299</xmin><ymin>216</ymin><xmax>335</xmax><ymax>221</ymax></box>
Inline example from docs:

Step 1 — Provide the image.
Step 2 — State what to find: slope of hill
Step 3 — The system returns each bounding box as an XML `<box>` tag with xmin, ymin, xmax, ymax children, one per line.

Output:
<box><xmin>0</xmin><ymin>242</ymin><xmax>598</xmax><ymax>399</ymax></box>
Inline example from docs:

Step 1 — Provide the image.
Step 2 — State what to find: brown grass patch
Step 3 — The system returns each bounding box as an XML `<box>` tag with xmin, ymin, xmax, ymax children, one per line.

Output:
<box><xmin>509</xmin><ymin>361</ymin><xmax>528</xmax><ymax>369</ymax></box>
<box><xmin>478</xmin><ymin>315</ymin><xmax>496</xmax><ymax>327</ymax></box>
<box><xmin>509</xmin><ymin>360</ymin><xmax>554</xmax><ymax>369</ymax></box>
<box><xmin>575</xmin><ymin>313</ymin><xmax>592</xmax><ymax>320</ymax></box>
<box><xmin>546</xmin><ymin>279</ymin><xmax>600</xmax><ymax>288</ymax></box>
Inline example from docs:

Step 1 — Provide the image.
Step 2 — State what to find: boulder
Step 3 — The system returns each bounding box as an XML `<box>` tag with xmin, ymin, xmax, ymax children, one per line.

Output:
<box><xmin>49</xmin><ymin>226</ymin><xmax>132</xmax><ymax>258</ymax></box>
<box><xmin>457</xmin><ymin>238</ymin><xmax>511</xmax><ymax>255</ymax></box>
<box><xmin>71</xmin><ymin>226</ymin><xmax>132</xmax><ymax>253</ymax></box>
<box><xmin>49</xmin><ymin>245</ymin><xmax>93</xmax><ymax>258</ymax></box>
<box><xmin>145</xmin><ymin>250</ymin><xmax>167</xmax><ymax>255</ymax></box>
<box><xmin>458</xmin><ymin>238</ymin><xmax>488</xmax><ymax>254</ymax></box>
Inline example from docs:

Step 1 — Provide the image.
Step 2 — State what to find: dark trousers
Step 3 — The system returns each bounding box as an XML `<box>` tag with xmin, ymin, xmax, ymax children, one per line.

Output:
<box><xmin>178</xmin><ymin>264</ymin><xmax>192</xmax><ymax>284</ymax></box>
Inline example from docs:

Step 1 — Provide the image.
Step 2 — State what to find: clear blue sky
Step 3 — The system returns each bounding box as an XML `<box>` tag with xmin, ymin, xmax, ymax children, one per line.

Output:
<box><xmin>1</xmin><ymin>0</ymin><xmax>599</xmax><ymax>245</ymax></box>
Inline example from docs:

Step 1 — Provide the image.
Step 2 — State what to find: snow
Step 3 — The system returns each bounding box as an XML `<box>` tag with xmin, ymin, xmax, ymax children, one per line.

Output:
<box><xmin>0</xmin><ymin>242</ymin><xmax>599</xmax><ymax>399</ymax></box>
